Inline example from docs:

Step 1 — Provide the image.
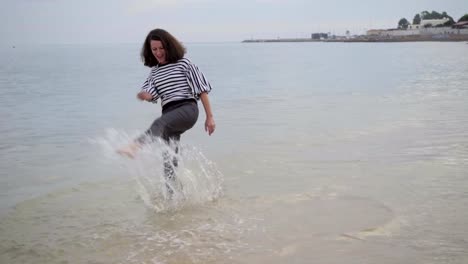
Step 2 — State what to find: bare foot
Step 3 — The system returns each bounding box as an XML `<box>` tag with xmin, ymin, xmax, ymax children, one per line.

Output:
<box><xmin>116</xmin><ymin>143</ymin><xmax>140</xmax><ymax>159</ymax></box>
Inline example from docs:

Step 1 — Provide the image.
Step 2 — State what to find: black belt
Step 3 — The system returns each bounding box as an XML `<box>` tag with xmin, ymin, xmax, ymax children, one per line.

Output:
<box><xmin>162</xmin><ymin>98</ymin><xmax>197</xmax><ymax>113</ymax></box>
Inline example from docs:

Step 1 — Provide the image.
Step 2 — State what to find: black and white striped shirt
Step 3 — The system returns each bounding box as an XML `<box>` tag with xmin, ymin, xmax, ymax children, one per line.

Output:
<box><xmin>141</xmin><ymin>58</ymin><xmax>212</xmax><ymax>107</ymax></box>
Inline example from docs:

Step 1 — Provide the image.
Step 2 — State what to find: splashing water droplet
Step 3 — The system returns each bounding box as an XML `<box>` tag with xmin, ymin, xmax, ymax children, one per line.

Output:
<box><xmin>92</xmin><ymin>129</ymin><xmax>224</xmax><ymax>212</ymax></box>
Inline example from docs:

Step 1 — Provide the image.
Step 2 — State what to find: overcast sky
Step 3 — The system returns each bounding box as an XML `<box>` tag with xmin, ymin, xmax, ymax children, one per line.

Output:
<box><xmin>1</xmin><ymin>0</ymin><xmax>467</xmax><ymax>44</ymax></box>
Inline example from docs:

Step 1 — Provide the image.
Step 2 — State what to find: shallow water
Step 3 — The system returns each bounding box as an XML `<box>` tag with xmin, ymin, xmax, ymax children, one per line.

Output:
<box><xmin>1</xmin><ymin>42</ymin><xmax>468</xmax><ymax>263</ymax></box>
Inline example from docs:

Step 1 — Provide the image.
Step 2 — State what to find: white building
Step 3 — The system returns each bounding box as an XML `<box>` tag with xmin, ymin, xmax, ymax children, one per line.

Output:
<box><xmin>408</xmin><ymin>18</ymin><xmax>449</xmax><ymax>29</ymax></box>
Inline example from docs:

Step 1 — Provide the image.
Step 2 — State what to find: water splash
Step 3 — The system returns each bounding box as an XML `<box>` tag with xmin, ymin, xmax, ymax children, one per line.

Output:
<box><xmin>93</xmin><ymin>129</ymin><xmax>224</xmax><ymax>212</ymax></box>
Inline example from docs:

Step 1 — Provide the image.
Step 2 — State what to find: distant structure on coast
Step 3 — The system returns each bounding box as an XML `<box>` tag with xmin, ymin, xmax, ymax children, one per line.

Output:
<box><xmin>408</xmin><ymin>18</ymin><xmax>450</xmax><ymax>29</ymax></box>
<box><xmin>366</xmin><ymin>18</ymin><xmax>468</xmax><ymax>41</ymax></box>
<box><xmin>311</xmin><ymin>33</ymin><xmax>328</xmax><ymax>40</ymax></box>
<box><xmin>242</xmin><ymin>32</ymin><xmax>347</xmax><ymax>43</ymax></box>
<box><xmin>243</xmin><ymin>16</ymin><xmax>468</xmax><ymax>43</ymax></box>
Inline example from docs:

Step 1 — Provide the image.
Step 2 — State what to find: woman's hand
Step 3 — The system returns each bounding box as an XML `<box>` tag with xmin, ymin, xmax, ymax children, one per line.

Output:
<box><xmin>205</xmin><ymin>116</ymin><xmax>216</xmax><ymax>136</ymax></box>
<box><xmin>137</xmin><ymin>91</ymin><xmax>153</xmax><ymax>101</ymax></box>
<box><xmin>199</xmin><ymin>92</ymin><xmax>215</xmax><ymax>136</ymax></box>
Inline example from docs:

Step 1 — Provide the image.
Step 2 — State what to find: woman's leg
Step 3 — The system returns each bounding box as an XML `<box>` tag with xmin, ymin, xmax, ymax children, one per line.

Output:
<box><xmin>117</xmin><ymin>113</ymin><xmax>171</xmax><ymax>158</ymax></box>
<box><xmin>162</xmin><ymin>135</ymin><xmax>180</xmax><ymax>194</ymax></box>
<box><xmin>137</xmin><ymin>102</ymin><xmax>198</xmax><ymax>145</ymax></box>
<box><xmin>160</xmin><ymin>103</ymin><xmax>198</xmax><ymax>194</ymax></box>
<box><xmin>118</xmin><ymin>103</ymin><xmax>198</xmax><ymax>185</ymax></box>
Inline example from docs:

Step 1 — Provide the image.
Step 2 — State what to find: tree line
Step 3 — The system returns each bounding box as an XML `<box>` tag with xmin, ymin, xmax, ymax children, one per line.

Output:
<box><xmin>397</xmin><ymin>11</ymin><xmax>468</xmax><ymax>29</ymax></box>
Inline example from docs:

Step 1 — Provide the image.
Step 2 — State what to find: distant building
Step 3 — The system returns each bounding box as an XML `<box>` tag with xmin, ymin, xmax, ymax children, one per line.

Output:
<box><xmin>452</xmin><ymin>21</ymin><xmax>468</xmax><ymax>29</ymax></box>
<box><xmin>366</xmin><ymin>29</ymin><xmax>388</xmax><ymax>36</ymax></box>
<box><xmin>311</xmin><ymin>33</ymin><xmax>328</xmax><ymax>40</ymax></box>
<box><xmin>408</xmin><ymin>18</ymin><xmax>449</xmax><ymax>29</ymax></box>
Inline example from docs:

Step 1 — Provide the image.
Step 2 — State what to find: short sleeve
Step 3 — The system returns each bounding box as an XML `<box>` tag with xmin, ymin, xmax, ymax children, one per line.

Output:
<box><xmin>140</xmin><ymin>69</ymin><xmax>159</xmax><ymax>103</ymax></box>
<box><xmin>185</xmin><ymin>61</ymin><xmax>212</xmax><ymax>99</ymax></box>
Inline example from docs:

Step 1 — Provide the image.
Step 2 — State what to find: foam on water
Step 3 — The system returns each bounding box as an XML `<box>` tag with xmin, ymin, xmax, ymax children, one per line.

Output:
<box><xmin>93</xmin><ymin>129</ymin><xmax>224</xmax><ymax>212</ymax></box>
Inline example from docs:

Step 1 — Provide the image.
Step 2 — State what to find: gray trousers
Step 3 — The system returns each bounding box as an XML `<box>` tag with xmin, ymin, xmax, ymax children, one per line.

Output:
<box><xmin>137</xmin><ymin>100</ymin><xmax>199</xmax><ymax>182</ymax></box>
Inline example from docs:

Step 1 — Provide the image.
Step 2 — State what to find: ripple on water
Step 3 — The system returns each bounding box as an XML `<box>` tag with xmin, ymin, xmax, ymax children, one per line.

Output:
<box><xmin>0</xmin><ymin>185</ymin><xmax>401</xmax><ymax>264</ymax></box>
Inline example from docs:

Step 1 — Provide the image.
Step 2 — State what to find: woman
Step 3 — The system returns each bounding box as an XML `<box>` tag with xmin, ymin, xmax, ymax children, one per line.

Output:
<box><xmin>118</xmin><ymin>29</ymin><xmax>215</xmax><ymax>186</ymax></box>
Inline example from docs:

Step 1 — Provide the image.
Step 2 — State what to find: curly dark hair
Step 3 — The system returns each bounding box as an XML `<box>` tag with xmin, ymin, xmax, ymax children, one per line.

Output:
<box><xmin>140</xmin><ymin>29</ymin><xmax>186</xmax><ymax>67</ymax></box>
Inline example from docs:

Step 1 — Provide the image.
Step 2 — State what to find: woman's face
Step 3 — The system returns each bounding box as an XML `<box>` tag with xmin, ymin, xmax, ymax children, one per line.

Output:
<box><xmin>150</xmin><ymin>40</ymin><xmax>166</xmax><ymax>64</ymax></box>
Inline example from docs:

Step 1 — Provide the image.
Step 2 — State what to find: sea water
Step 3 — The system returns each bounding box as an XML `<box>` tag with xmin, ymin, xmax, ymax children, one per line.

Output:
<box><xmin>0</xmin><ymin>42</ymin><xmax>467</xmax><ymax>263</ymax></box>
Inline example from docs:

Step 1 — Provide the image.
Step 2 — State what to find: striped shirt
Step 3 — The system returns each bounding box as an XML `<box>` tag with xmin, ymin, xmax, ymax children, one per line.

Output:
<box><xmin>141</xmin><ymin>58</ymin><xmax>212</xmax><ymax>107</ymax></box>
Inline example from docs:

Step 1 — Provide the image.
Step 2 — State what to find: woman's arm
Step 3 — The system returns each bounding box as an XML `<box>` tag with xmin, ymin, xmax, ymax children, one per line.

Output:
<box><xmin>200</xmin><ymin>92</ymin><xmax>215</xmax><ymax>135</ymax></box>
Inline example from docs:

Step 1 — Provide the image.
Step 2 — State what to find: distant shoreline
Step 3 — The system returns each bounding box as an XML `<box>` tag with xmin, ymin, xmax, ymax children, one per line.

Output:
<box><xmin>242</xmin><ymin>34</ymin><xmax>468</xmax><ymax>43</ymax></box>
